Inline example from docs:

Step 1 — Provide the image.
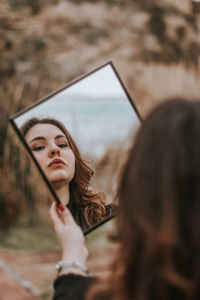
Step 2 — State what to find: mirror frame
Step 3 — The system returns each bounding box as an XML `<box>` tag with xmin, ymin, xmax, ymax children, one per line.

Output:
<box><xmin>9</xmin><ymin>61</ymin><xmax>142</xmax><ymax>235</ymax></box>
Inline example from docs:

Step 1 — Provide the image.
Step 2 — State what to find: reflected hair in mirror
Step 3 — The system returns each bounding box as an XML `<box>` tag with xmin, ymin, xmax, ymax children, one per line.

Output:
<box><xmin>21</xmin><ymin>117</ymin><xmax>110</xmax><ymax>228</ymax></box>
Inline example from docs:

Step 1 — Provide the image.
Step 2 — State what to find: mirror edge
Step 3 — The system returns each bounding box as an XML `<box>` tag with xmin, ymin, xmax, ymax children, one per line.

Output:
<box><xmin>8</xmin><ymin>60</ymin><xmax>142</xmax><ymax>235</ymax></box>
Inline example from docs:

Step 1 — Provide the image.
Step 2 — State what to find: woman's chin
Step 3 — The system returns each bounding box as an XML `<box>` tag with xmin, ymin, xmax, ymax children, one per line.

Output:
<box><xmin>48</xmin><ymin>170</ymin><xmax>73</xmax><ymax>185</ymax></box>
<box><xmin>49</xmin><ymin>176</ymin><xmax>72</xmax><ymax>188</ymax></box>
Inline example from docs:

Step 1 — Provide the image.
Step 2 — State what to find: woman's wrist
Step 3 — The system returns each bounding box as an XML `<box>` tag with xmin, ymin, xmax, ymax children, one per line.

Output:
<box><xmin>61</xmin><ymin>246</ymin><xmax>88</xmax><ymax>265</ymax></box>
<box><xmin>56</xmin><ymin>260</ymin><xmax>90</xmax><ymax>277</ymax></box>
<box><xmin>59</xmin><ymin>267</ymin><xmax>87</xmax><ymax>277</ymax></box>
<box><xmin>61</xmin><ymin>253</ymin><xmax>87</xmax><ymax>264</ymax></box>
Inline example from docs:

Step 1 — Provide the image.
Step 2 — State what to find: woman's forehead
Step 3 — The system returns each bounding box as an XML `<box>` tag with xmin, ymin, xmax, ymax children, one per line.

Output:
<box><xmin>26</xmin><ymin>123</ymin><xmax>67</xmax><ymax>142</ymax></box>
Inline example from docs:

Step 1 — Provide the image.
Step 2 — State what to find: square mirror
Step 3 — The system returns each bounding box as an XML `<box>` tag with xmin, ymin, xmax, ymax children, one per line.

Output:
<box><xmin>9</xmin><ymin>61</ymin><xmax>141</xmax><ymax>234</ymax></box>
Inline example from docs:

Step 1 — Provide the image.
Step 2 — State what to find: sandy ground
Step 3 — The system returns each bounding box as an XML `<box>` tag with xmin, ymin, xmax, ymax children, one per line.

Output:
<box><xmin>0</xmin><ymin>244</ymin><xmax>113</xmax><ymax>299</ymax></box>
<box><xmin>0</xmin><ymin>248</ymin><xmax>59</xmax><ymax>299</ymax></box>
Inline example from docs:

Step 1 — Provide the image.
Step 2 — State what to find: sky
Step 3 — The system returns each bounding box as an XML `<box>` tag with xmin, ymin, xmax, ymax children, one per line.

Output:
<box><xmin>15</xmin><ymin>63</ymin><xmax>141</xmax><ymax>157</ymax></box>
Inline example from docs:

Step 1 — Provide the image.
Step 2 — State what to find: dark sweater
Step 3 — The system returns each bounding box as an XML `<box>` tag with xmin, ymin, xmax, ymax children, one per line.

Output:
<box><xmin>67</xmin><ymin>200</ymin><xmax>115</xmax><ymax>232</ymax></box>
<box><xmin>53</xmin><ymin>274</ymin><xmax>94</xmax><ymax>300</ymax></box>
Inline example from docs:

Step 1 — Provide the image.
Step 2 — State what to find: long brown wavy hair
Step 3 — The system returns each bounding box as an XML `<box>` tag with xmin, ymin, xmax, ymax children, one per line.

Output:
<box><xmin>88</xmin><ymin>98</ymin><xmax>200</xmax><ymax>300</ymax></box>
<box><xmin>21</xmin><ymin>117</ymin><xmax>107</xmax><ymax>227</ymax></box>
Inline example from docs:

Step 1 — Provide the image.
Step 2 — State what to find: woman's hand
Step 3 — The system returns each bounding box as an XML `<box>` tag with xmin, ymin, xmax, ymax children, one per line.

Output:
<box><xmin>49</xmin><ymin>202</ymin><xmax>88</xmax><ymax>275</ymax></box>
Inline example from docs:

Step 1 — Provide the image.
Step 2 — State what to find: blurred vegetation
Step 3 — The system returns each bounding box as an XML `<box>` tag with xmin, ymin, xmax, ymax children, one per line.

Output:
<box><xmin>0</xmin><ymin>2</ymin><xmax>199</xmax><ymax>299</ymax></box>
<box><xmin>0</xmin><ymin>172</ymin><xmax>24</xmax><ymax>229</ymax></box>
<box><xmin>141</xmin><ymin>3</ymin><xmax>200</xmax><ymax>64</ymax></box>
<box><xmin>0</xmin><ymin>225</ymin><xmax>58</xmax><ymax>251</ymax></box>
<box><xmin>0</xmin><ymin>0</ymin><xmax>199</xmax><ymax>232</ymax></box>
<box><xmin>0</xmin><ymin>0</ymin><xmax>59</xmax><ymax>14</ymax></box>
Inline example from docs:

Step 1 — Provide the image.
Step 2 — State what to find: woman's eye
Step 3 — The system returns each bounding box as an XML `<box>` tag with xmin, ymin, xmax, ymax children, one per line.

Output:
<box><xmin>32</xmin><ymin>146</ymin><xmax>45</xmax><ymax>151</ymax></box>
<box><xmin>58</xmin><ymin>143</ymin><xmax>68</xmax><ymax>148</ymax></box>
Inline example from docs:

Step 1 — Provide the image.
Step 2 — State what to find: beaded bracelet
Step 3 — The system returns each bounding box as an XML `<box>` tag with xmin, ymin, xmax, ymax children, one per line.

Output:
<box><xmin>56</xmin><ymin>260</ymin><xmax>90</xmax><ymax>276</ymax></box>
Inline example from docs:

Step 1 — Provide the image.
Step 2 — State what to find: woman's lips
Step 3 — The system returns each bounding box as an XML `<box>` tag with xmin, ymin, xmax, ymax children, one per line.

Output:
<box><xmin>48</xmin><ymin>159</ymin><xmax>66</xmax><ymax>167</ymax></box>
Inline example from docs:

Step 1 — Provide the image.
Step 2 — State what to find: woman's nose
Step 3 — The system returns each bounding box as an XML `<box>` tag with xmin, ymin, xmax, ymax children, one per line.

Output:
<box><xmin>48</xmin><ymin>144</ymin><xmax>60</xmax><ymax>157</ymax></box>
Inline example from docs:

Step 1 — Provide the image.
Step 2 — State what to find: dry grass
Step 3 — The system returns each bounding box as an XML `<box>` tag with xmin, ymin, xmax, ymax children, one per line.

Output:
<box><xmin>127</xmin><ymin>62</ymin><xmax>200</xmax><ymax>116</ymax></box>
<box><xmin>0</xmin><ymin>1</ymin><xmax>199</xmax><ymax>299</ymax></box>
<box><xmin>0</xmin><ymin>0</ymin><xmax>200</xmax><ymax>228</ymax></box>
<box><xmin>0</xmin><ymin>0</ymin><xmax>199</xmax><ymax>224</ymax></box>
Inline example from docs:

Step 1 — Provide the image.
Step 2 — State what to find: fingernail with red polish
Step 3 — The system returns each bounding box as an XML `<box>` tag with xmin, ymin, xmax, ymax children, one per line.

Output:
<box><xmin>58</xmin><ymin>203</ymin><xmax>65</xmax><ymax>211</ymax></box>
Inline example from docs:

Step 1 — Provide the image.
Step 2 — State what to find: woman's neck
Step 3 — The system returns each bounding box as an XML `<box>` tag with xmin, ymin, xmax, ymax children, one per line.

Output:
<box><xmin>52</xmin><ymin>181</ymin><xmax>70</xmax><ymax>206</ymax></box>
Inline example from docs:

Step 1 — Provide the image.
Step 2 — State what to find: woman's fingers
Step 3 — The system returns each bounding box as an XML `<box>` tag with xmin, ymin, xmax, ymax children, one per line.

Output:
<box><xmin>49</xmin><ymin>202</ymin><xmax>78</xmax><ymax>227</ymax></box>
<box><xmin>57</xmin><ymin>203</ymin><xmax>78</xmax><ymax>226</ymax></box>
<box><xmin>49</xmin><ymin>202</ymin><xmax>88</xmax><ymax>265</ymax></box>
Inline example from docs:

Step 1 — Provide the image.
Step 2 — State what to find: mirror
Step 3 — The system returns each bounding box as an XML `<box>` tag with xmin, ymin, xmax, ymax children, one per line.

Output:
<box><xmin>10</xmin><ymin>62</ymin><xmax>141</xmax><ymax>234</ymax></box>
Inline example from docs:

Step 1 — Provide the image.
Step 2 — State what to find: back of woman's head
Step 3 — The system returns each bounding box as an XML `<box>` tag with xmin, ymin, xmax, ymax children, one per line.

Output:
<box><xmin>115</xmin><ymin>98</ymin><xmax>200</xmax><ymax>300</ymax></box>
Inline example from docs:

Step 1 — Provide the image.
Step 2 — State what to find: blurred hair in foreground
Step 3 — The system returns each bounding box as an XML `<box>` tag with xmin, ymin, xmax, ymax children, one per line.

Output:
<box><xmin>88</xmin><ymin>98</ymin><xmax>200</xmax><ymax>300</ymax></box>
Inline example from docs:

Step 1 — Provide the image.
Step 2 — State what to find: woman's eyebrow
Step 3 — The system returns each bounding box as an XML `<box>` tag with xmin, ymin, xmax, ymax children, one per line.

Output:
<box><xmin>29</xmin><ymin>136</ymin><xmax>46</xmax><ymax>144</ymax></box>
<box><xmin>55</xmin><ymin>135</ymin><xmax>67</xmax><ymax>140</ymax></box>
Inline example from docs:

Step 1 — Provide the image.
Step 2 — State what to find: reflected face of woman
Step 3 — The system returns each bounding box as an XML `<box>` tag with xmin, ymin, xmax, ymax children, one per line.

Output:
<box><xmin>25</xmin><ymin>123</ymin><xmax>75</xmax><ymax>185</ymax></box>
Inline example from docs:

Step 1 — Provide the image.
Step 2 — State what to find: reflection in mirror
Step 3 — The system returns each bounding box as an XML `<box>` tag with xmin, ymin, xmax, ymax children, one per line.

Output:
<box><xmin>10</xmin><ymin>62</ymin><xmax>141</xmax><ymax>233</ymax></box>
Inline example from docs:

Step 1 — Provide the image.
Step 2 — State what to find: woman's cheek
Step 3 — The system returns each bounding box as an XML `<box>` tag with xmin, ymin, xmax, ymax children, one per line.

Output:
<box><xmin>33</xmin><ymin>152</ymin><xmax>45</xmax><ymax>166</ymax></box>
